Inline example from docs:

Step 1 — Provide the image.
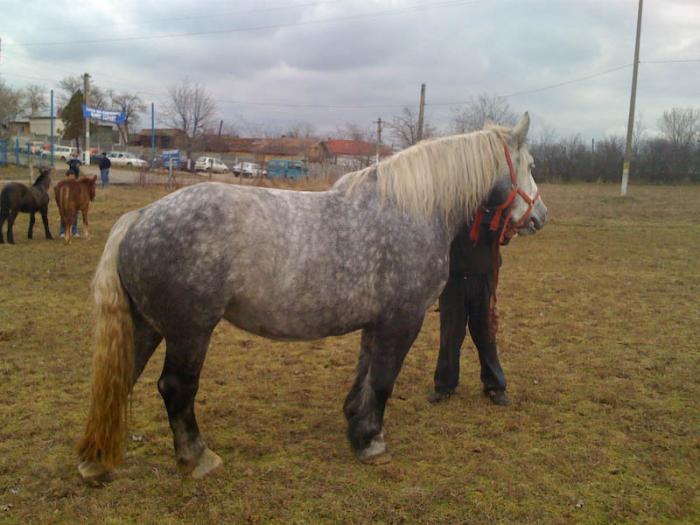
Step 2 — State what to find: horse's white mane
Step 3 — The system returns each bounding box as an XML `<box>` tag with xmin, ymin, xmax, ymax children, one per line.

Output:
<box><xmin>334</xmin><ymin>127</ymin><xmax>511</xmax><ymax>226</ymax></box>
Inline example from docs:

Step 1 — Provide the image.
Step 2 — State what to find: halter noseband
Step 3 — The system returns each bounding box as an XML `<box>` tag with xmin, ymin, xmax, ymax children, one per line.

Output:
<box><xmin>469</xmin><ymin>142</ymin><xmax>540</xmax><ymax>245</ymax></box>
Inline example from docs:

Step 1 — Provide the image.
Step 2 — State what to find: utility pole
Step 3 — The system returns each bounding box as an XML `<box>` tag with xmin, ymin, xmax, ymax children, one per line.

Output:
<box><xmin>151</xmin><ymin>103</ymin><xmax>156</xmax><ymax>166</ymax></box>
<box><xmin>50</xmin><ymin>89</ymin><xmax>55</xmax><ymax>167</ymax></box>
<box><xmin>83</xmin><ymin>73</ymin><xmax>91</xmax><ymax>165</ymax></box>
<box><xmin>416</xmin><ymin>83</ymin><xmax>426</xmax><ymax>142</ymax></box>
<box><xmin>374</xmin><ymin>117</ymin><xmax>383</xmax><ymax>164</ymax></box>
<box><xmin>218</xmin><ymin>120</ymin><xmax>224</xmax><ymax>137</ymax></box>
<box><xmin>621</xmin><ymin>0</ymin><xmax>643</xmax><ymax>196</ymax></box>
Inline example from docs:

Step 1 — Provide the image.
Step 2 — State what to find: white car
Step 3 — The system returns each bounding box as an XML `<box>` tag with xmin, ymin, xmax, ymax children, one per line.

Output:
<box><xmin>40</xmin><ymin>145</ymin><xmax>78</xmax><ymax>161</ymax></box>
<box><xmin>194</xmin><ymin>156</ymin><xmax>230</xmax><ymax>173</ymax></box>
<box><xmin>232</xmin><ymin>161</ymin><xmax>265</xmax><ymax>177</ymax></box>
<box><xmin>106</xmin><ymin>151</ymin><xmax>149</xmax><ymax>168</ymax></box>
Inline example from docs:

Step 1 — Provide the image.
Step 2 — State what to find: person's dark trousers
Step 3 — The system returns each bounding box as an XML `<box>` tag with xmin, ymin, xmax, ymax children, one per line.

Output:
<box><xmin>100</xmin><ymin>168</ymin><xmax>109</xmax><ymax>188</ymax></box>
<box><xmin>433</xmin><ymin>274</ymin><xmax>507</xmax><ymax>394</ymax></box>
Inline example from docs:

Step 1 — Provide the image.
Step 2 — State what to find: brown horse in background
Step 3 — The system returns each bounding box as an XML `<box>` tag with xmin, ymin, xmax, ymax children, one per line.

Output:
<box><xmin>55</xmin><ymin>176</ymin><xmax>97</xmax><ymax>244</ymax></box>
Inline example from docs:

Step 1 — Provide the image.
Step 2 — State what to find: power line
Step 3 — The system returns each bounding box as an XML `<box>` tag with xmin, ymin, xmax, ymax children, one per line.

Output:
<box><xmin>641</xmin><ymin>58</ymin><xmax>700</xmax><ymax>64</ymax></box>
<box><xmin>5</xmin><ymin>0</ymin><xmax>488</xmax><ymax>48</ymax></box>
<box><xmin>22</xmin><ymin>0</ymin><xmax>348</xmax><ymax>33</ymax></box>
<box><xmin>426</xmin><ymin>63</ymin><xmax>633</xmax><ymax>106</ymax></box>
<box><xmin>0</xmin><ymin>58</ymin><xmax>694</xmax><ymax>112</ymax></box>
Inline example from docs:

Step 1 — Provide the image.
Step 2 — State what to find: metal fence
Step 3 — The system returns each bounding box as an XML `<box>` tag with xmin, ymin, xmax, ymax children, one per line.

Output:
<box><xmin>0</xmin><ymin>140</ymin><xmax>7</xmax><ymax>167</ymax></box>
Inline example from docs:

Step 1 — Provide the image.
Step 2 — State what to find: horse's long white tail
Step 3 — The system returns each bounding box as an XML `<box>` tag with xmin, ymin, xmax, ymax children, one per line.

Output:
<box><xmin>77</xmin><ymin>210</ymin><xmax>140</xmax><ymax>470</ymax></box>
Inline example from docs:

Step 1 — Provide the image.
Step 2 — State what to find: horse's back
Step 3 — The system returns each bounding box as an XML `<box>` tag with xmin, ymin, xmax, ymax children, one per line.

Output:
<box><xmin>1</xmin><ymin>183</ymin><xmax>34</xmax><ymax>211</ymax></box>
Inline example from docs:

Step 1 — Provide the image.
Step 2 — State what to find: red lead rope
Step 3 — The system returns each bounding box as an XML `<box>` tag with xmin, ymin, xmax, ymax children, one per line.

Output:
<box><xmin>468</xmin><ymin>142</ymin><xmax>540</xmax><ymax>340</ymax></box>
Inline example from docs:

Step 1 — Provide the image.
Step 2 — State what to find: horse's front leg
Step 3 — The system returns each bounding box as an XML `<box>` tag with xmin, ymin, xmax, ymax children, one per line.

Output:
<box><xmin>40</xmin><ymin>206</ymin><xmax>53</xmax><ymax>240</ymax></box>
<box><xmin>344</xmin><ymin>315</ymin><xmax>425</xmax><ymax>464</ymax></box>
<box><xmin>28</xmin><ymin>212</ymin><xmax>36</xmax><ymax>239</ymax></box>
<box><xmin>159</xmin><ymin>332</ymin><xmax>222</xmax><ymax>479</ymax></box>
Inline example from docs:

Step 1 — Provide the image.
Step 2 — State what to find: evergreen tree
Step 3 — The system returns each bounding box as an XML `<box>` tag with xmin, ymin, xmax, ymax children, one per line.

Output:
<box><xmin>62</xmin><ymin>90</ymin><xmax>84</xmax><ymax>149</ymax></box>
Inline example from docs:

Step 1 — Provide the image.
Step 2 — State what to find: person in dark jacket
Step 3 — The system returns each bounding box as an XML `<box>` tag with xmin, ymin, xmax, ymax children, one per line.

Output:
<box><xmin>429</xmin><ymin>211</ymin><xmax>510</xmax><ymax>406</ymax></box>
<box><xmin>98</xmin><ymin>153</ymin><xmax>111</xmax><ymax>188</ymax></box>
<box><xmin>66</xmin><ymin>153</ymin><xmax>82</xmax><ymax>178</ymax></box>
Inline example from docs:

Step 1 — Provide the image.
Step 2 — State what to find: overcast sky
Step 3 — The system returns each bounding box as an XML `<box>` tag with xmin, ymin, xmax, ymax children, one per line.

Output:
<box><xmin>1</xmin><ymin>0</ymin><xmax>698</xmax><ymax>142</ymax></box>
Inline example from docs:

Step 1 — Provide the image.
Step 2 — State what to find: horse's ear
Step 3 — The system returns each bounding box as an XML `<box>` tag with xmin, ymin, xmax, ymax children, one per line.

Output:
<box><xmin>483</xmin><ymin>118</ymin><xmax>495</xmax><ymax>129</ymax></box>
<box><xmin>92</xmin><ymin>176</ymin><xmax>97</xmax><ymax>182</ymax></box>
<box><xmin>512</xmin><ymin>112</ymin><xmax>530</xmax><ymax>147</ymax></box>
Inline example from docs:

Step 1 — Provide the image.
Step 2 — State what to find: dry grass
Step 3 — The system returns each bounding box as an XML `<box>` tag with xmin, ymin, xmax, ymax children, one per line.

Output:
<box><xmin>0</xmin><ymin>174</ymin><xmax>698</xmax><ymax>524</ymax></box>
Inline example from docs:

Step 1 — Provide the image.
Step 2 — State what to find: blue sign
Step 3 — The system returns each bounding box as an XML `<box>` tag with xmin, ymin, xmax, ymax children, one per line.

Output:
<box><xmin>161</xmin><ymin>149</ymin><xmax>180</xmax><ymax>168</ymax></box>
<box><xmin>82</xmin><ymin>105</ymin><xmax>126</xmax><ymax>125</ymax></box>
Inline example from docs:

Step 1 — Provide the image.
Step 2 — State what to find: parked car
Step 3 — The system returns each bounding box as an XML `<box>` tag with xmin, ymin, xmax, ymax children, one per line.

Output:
<box><xmin>40</xmin><ymin>145</ymin><xmax>78</xmax><ymax>162</ymax></box>
<box><xmin>194</xmin><ymin>156</ymin><xmax>230</xmax><ymax>173</ymax></box>
<box><xmin>266</xmin><ymin>159</ymin><xmax>307</xmax><ymax>180</ymax></box>
<box><xmin>232</xmin><ymin>161</ymin><xmax>265</xmax><ymax>177</ymax></box>
<box><xmin>106</xmin><ymin>151</ymin><xmax>149</xmax><ymax>168</ymax></box>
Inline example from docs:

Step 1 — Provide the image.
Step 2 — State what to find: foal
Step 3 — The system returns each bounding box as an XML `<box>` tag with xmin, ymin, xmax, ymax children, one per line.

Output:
<box><xmin>54</xmin><ymin>175</ymin><xmax>97</xmax><ymax>244</ymax></box>
<box><xmin>0</xmin><ymin>168</ymin><xmax>53</xmax><ymax>244</ymax></box>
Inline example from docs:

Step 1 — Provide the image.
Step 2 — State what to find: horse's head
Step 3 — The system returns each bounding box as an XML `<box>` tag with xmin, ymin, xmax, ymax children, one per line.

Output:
<box><xmin>34</xmin><ymin>168</ymin><xmax>52</xmax><ymax>191</ymax></box>
<box><xmin>83</xmin><ymin>176</ymin><xmax>98</xmax><ymax>201</ymax></box>
<box><xmin>485</xmin><ymin>112</ymin><xmax>547</xmax><ymax>238</ymax></box>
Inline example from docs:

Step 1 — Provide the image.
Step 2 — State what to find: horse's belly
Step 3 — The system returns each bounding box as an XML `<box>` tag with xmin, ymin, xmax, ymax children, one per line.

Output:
<box><xmin>222</xmin><ymin>302</ymin><xmax>365</xmax><ymax>341</ymax></box>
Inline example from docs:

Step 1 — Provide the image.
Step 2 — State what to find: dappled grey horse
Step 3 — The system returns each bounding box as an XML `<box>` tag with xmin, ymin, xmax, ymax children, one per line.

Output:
<box><xmin>77</xmin><ymin>113</ymin><xmax>547</xmax><ymax>483</ymax></box>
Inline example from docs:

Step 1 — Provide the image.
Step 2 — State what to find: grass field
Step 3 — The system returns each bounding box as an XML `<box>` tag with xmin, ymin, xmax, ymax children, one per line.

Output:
<box><xmin>0</xmin><ymin>172</ymin><xmax>698</xmax><ymax>524</ymax></box>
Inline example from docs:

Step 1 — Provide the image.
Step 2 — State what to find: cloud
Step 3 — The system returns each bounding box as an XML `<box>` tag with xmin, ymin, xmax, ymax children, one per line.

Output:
<box><xmin>1</xmin><ymin>0</ymin><xmax>698</xmax><ymax>138</ymax></box>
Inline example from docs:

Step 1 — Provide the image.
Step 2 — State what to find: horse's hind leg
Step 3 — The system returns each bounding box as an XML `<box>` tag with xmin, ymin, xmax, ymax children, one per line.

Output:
<box><xmin>40</xmin><ymin>206</ymin><xmax>53</xmax><ymax>240</ymax></box>
<box><xmin>132</xmin><ymin>307</ymin><xmax>163</xmax><ymax>382</ymax></box>
<box><xmin>158</xmin><ymin>332</ymin><xmax>222</xmax><ymax>479</ymax></box>
<box><xmin>81</xmin><ymin>207</ymin><xmax>90</xmax><ymax>240</ymax></box>
<box><xmin>28</xmin><ymin>212</ymin><xmax>36</xmax><ymax>239</ymax></box>
<box><xmin>6</xmin><ymin>210</ymin><xmax>18</xmax><ymax>244</ymax></box>
<box><xmin>344</xmin><ymin>316</ymin><xmax>424</xmax><ymax>464</ymax></box>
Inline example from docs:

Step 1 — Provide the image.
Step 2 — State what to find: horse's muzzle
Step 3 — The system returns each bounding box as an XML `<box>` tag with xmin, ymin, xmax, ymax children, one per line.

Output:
<box><xmin>518</xmin><ymin>200</ymin><xmax>548</xmax><ymax>235</ymax></box>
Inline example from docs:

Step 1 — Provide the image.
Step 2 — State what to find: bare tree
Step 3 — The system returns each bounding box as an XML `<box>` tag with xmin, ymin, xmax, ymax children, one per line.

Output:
<box><xmin>283</xmin><ymin>121</ymin><xmax>317</xmax><ymax>139</ymax></box>
<box><xmin>23</xmin><ymin>84</ymin><xmax>47</xmax><ymax>116</ymax></box>
<box><xmin>658</xmin><ymin>107</ymin><xmax>700</xmax><ymax>148</ymax></box>
<box><xmin>58</xmin><ymin>76</ymin><xmax>83</xmax><ymax>107</ymax></box>
<box><xmin>163</xmin><ymin>78</ymin><xmax>217</xmax><ymax>161</ymax></box>
<box><xmin>0</xmin><ymin>79</ymin><xmax>23</xmax><ymax>129</ymax></box>
<box><xmin>58</xmin><ymin>75</ymin><xmax>107</xmax><ymax>112</ymax></box>
<box><xmin>388</xmin><ymin>107</ymin><xmax>438</xmax><ymax>149</ymax></box>
<box><xmin>450</xmin><ymin>93</ymin><xmax>518</xmax><ymax>133</ymax></box>
<box><xmin>109</xmin><ymin>90</ymin><xmax>147</xmax><ymax>144</ymax></box>
<box><xmin>334</xmin><ymin>122</ymin><xmax>376</xmax><ymax>142</ymax></box>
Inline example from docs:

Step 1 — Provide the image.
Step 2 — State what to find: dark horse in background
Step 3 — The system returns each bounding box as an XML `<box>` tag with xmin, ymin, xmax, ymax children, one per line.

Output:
<box><xmin>0</xmin><ymin>168</ymin><xmax>53</xmax><ymax>244</ymax></box>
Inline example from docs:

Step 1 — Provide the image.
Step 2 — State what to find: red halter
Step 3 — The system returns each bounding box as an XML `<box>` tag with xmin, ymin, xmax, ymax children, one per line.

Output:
<box><xmin>469</xmin><ymin>142</ymin><xmax>540</xmax><ymax>245</ymax></box>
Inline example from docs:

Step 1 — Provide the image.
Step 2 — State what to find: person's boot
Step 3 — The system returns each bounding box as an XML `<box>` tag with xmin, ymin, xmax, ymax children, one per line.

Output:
<box><xmin>427</xmin><ymin>390</ymin><xmax>453</xmax><ymax>403</ymax></box>
<box><xmin>485</xmin><ymin>389</ymin><xmax>511</xmax><ymax>406</ymax></box>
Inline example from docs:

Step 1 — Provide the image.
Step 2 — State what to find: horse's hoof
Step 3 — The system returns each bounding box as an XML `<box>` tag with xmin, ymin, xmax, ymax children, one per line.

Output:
<box><xmin>78</xmin><ymin>460</ymin><xmax>113</xmax><ymax>486</ymax></box>
<box><xmin>356</xmin><ymin>433</ymin><xmax>392</xmax><ymax>465</ymax></box>
<box><xmin>186</xmin><ymin>448</ymin><xmax>223</xmax><ymax>480</ymax></box>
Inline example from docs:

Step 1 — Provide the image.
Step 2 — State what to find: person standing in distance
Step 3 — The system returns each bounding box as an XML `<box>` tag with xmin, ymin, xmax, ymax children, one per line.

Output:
<box><xmin>99</xmin><ymin>152</ymin><xmax>111</xmax><ymax>188</ymax></box>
